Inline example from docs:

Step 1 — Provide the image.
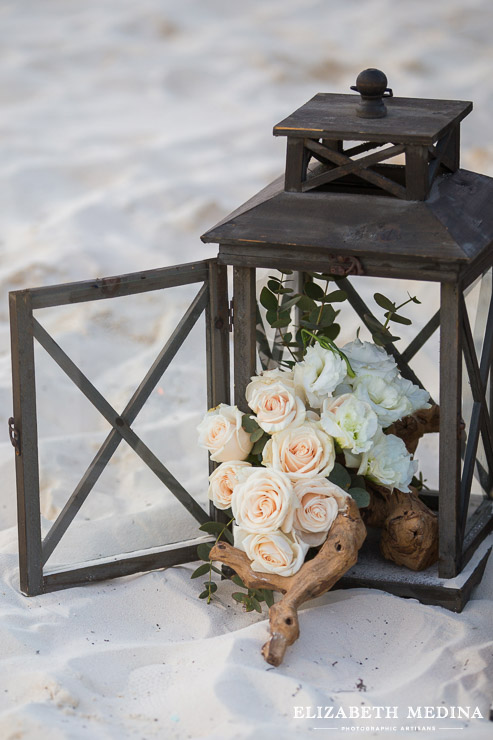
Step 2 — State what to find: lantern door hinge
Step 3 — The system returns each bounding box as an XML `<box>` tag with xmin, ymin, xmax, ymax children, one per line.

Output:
<box><xmin>228</xmin><ymin>299</ymin><xmax>234</xmax><ymax>332</ymax></box>
<box><xmin>8</xmin><ymin>417</ymin><xmax>20</xmax><ymax>456</ymax></box>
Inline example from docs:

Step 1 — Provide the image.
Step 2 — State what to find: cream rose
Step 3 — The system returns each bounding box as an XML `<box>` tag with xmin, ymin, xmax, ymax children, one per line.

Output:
<box><xmin>294</xmin><ymin>344</ymin><xmax>347</xmax><ymax>409</ymax></box>
<box><xmin>321</xmin><ymin>393</ymin><xmax>379</xmax><ymax>454</ymax></box>
<box><xmin>358</xmin><ymin>431</ymin><xmax>418</xmax><ymax>492</ymax></box>
<box><xmin>293</xmin><ymin>477</ymin><xmax>349</xmax><ymax>547</ymax></box>
<box><xmin>262</xmin><ymin>421</ymin><xmax>335</xmax><ymax>481</ymax></box>
<box><xmin>234</xmin><ymin>527</ymin><xmax>308</xmax><ymax>576</ymax></box>
<box><xmin>208</xmin><ymin>461</ymin><xmax>252</xmax><ymax>510</ymax></box>
<box><xmin>197</xmin><ymin>404</ymin><xmax>253</xmax><ymax>463</ymax></box>
<box><xmin>246</xmin><ymin>377</ymin><xmax>306</xmax><ymax>433</ymax></box>
<box><xmin>231</xmin><ymin>467</ymin><xmax>298</xmax><ymax>533</ymax></box>
<box><xmin>342</xmin><ymin>338</ymin><xmax>398</xmax><ymax>382</ymax></box>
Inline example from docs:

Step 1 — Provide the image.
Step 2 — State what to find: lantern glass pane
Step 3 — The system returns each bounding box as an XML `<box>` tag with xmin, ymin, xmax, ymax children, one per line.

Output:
<box><xmin>33</xmin><ymin>285</ymin><xmax>209</xmax><ymax>570</ymax></box>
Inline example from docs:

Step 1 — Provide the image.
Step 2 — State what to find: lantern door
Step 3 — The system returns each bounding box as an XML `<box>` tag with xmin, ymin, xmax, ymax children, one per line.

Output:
<box><xmin>9</xmin><ymin>259</ymin><xmax>230</xmax><ymax>596</ymax></box>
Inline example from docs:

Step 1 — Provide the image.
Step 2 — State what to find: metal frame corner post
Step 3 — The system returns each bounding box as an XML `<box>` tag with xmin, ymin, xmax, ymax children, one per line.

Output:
<box><xmin>9</xmin><ymin>291</ymin><xmax>43</xmax><ymax>595</ymax></box>
<box><xmin>438</xmin><ymin>282</ymin><xmax>462</xmax><ymax>578</ymax></box>
<box><xmin>232</xmin><ymin>267</ymin><xmax>256</xmax><ymax>412</ymax></box>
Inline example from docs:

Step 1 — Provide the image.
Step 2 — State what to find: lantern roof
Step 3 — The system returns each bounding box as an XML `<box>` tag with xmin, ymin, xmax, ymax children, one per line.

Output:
<box><xmin>201</xmin><ymin>74</ymin><xmax>493</xmax><ymax>280</ymax></box>
<box><xmin>201</xmin><ymin>168</ymin><xmax>493</xmax><ymax>268</ymax></box>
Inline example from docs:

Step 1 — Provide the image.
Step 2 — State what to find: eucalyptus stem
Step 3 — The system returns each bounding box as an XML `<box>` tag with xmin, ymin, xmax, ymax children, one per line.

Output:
<box><xmin>383</xmin><ymin>296</ymin><xmax>414</xmax><ymax>329</ymax></box>
<box><xmin>276</xmin><ymin>275</ymin><xmax>298</xmax><ymax>363</ymax></box>
<box><xmin>206</xmin><ymin>517</ymin><xmax>234</xmax><ymax>603</ymax></box>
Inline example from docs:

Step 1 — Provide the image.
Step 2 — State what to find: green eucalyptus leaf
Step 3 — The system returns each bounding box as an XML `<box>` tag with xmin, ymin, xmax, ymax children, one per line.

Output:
<box><xmin>328</xmin><ymin>462</ymin><xmax>352</xmax><ymax>491</ymax></box>
<box><xmin>263</xmin><ymin>589</ymin><xmax>275</xmax><ymax>607</ymax></box>
<box><xmin>267</xmin><ymin>279</ymin><xmax>282</xmax><ymax>293</ymax></box>
<box><xmin>260</xmin><ymin>287</ymin><xmax>278</xmax><ymax>311</ymax></box>
<box><xmin>207</xmin><ymin>582</ymin><xmax>218</xmax><ymax>593</ymax></box>
<box><xmin>250</xmin><ymin>427</ymin><xmax>264</xmax><ymax>443</ymax></box>
<box><xmin>281</xmin><ymin>296</ymin><xmax>301</xmax><ymax>312</ymax></box>
<box><xmin>411</xmin><ymin>296</ymin><xmax>421</xmax><ymax>304</ymax></box>
<box><xmin>304</xmin><ymin>281</ymin><xmax>325</xmax><ymax>301</ymax></box>
<box><xmin>297</xmin><ymin>295</ymin><xmax>317</xmax><ymax>312</ymax></box>
<box><xmin>250</xmin><ymin>597</ymin><xmax>262</xmax><ymax>614</ymax></box>
<box><xmin>251</xmin><ymin>435</ymin><xmax>268</xmax><ymax>456</ymax></box>
<box><xmin>385</xmin><ymin>312</ymin><xmax>412</xmax><ymax>326</ymax></box>
<box><xmin>197</xmin><ymin>543</ymin><xmax>213</xmax><ymax>562</ymax></box>
<box><xmin>283</xmin><ymin>332</ymin><xmax>292</xmax><ymax>344</ymax></box>
<box><xmin>242</xmin><ymin>414</ymin><xmax>259</xmax><ymax>433</ymax></box>
<box><xmin>309</xmin><ymin>304</ymin><xmax>336</xmax><ymax>328</ymax></box>
<box><xmin>271</xmin><ymin>315</ymin><xmax>291</xmax><ymax>328</ymax></box>
<box><xmin>325</xmin><ymin>289</ymin><xmax>347</xmax><ymax>303</ymax></box>
<box><xmin>278</xmin><ymin>268</ymin><xmax>293</xmax><ymax>275</ymax></box>
<box><xmin>265</xmin><ymin>309</ymin><xmax>278</xmax><ymax>326</ymax></box>
<box><xmin>320</xmin><ymin>323</ymin><xmax>340</xmax><ymax>341</ymax></box>
<box><xmin>374</xmin><ymin>293</ymin><xmax>396</xmax><ymax>311</ymax></box>
<box><xmin>348</xmin><ymin>487</ymin><xmax>371</xmax><ymax>508</ymax></box>
<box><xmin>350</xmin><ymin>474</ymin><xmax>367</xmax><ymax>489</ymax></box>
<box><xmin>232</xmin><ymin>592</ymin><xmax>249</xmax><ymax>604</ymax></box>
<box><xmin>278</xmin><ymin>287</ymin><xmax>293</xmax><ymax>294</ymax></box>
<box><xmin>221</xmin><ymin>528</ymin><xmax>234</xmax><ymax>545</ymax></box>
<box><xmin>231</xmin><ymin>575</ymin><xmax>246</xmax><ymax>589</ymax></box>
<box><xmin>199</xmin><ymin>521</ymin><xmax>227</xmax><ymax>536</ymax></box>
<box><xmin>198</xmin><ymin>590</ymin><xmax>210</xmax><ymax>600</ymax></box>
<box><xmin>191</xmin><ymin>563</ymin><xmax>210</xmax><ymax>579</ymax></box>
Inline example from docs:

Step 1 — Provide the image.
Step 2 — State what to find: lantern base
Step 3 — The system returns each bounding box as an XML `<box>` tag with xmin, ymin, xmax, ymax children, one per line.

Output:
<box><xmin>335</xmin><ymin>528</ymin><xmax>492</xmax><ymax>612</ymax></box>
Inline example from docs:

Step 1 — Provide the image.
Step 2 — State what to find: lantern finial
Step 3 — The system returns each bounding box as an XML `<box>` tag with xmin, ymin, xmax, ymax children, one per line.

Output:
<box><xmin>350</xmin><ymin>68</ymin><xmax>393</xmax><ymax>118</ymax></box>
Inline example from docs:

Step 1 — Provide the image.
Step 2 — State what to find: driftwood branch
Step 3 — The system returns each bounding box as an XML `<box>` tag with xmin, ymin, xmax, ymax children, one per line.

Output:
<box><xmin>210</xmin><ymin>498</ymin><xmax>366</xmax><ymax>666</ymax></box>
<box><xmin>363</xmin><ymin>403</ymin><xmax>440</xmax><ymax>571</ymax></box>
<box><xmin>386</xmin><ymin>404</ymin><xmax>440</xmax><ymax>454</ymax></box>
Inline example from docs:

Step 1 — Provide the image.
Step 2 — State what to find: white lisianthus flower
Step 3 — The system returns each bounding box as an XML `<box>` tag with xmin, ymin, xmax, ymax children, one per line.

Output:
<box><xmin>352</xmin><ymin>375</ymin><xmax>414</xmax><ymax>427</ymax></box>
<box><xmin>294</xmin><ymin>344</ymin><xmax>347</xmax><ymax>409</ymax></box>
<box><xmin>262</xmin><ymin>421</ymin><xmax>335</xmax><ymax>481</ymax></box>
<box><xmin>293</xmin><ymin>477</ymin><xmax>349</xmax><ymax>547</ymax></box>
<box><xmin>395</xmin><ymin>377</ymin><xmax>431</xmax><ymax>414</ymax></box>
<box><xmin>197</xmin><ymin>404</ymin><xmax>253</xmax><ymax>462</ymax></box>
<box><xmin>342</xmin><ymin>338</ymin><xmax>398</xmax><ymax>382</ymax></box>
<box><xmin>234</xmin><ymin>527</ymin><xmax>308</xmax><ymax>576</ymax></box>
<box><xmin>320</xmin><ymin>393</ymin><xmax>379</xmax><ymax>454</ymax></box>
<box><xmin>231</xmin><ymin>467</ymin><xmax>298</xmax><ymax>533</ymax></box>
<box><xmin>207</xmin><ymin>461</ymin><xmax>252</xmax><ymax>510</ymax></box>
<box><xmin>357</xmin><ymin>432</ymin><xmax>418</xmax><ymax>492</ymax></box>
<box><xmin>246</xmin><ymin>376</ymin><xmax>305</xmax><ymax>433</ymax></box>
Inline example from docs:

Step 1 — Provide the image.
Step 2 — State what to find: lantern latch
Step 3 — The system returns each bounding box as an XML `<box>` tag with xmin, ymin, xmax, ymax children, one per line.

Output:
<box><xmin>8</xmin><ymin>417</ymin><xmax>20</xmax><ymax>456</ymax></box>
<box><xmin>228</xmin><ymin>298</ymin><xmax>234</xmax><ymax>332</ymax></box>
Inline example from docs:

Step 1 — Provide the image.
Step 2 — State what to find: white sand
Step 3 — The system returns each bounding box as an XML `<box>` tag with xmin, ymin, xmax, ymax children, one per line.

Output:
<box><xmin>0</xmin><ymin>1</ymin><xmax>492</xmax><ymax>738</ymax></box>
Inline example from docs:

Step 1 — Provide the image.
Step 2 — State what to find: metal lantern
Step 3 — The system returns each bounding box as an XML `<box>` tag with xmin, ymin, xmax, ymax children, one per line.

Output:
<box><xmin>201</xmin><ymin>70</ymin><xmax>493</xmax><ymax>611</ymax></box>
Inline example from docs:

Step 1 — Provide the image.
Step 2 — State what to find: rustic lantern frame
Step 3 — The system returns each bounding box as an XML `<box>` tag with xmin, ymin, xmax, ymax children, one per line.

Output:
<box><xmin>200</xmin><ymin>88</ymin><xmax>493</xmax><ymax>611</ymax></box>
<box><xmin>9</xmin><ymin>259</ymin><xmax>230</xmax><ymax>596</ymax></box>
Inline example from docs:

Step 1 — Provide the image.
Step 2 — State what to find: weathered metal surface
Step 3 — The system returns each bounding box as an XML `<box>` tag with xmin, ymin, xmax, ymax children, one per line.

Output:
<box><xmin>9</xmin><ymin>291</ymin><xmax>43</xmax><ymax>595</ymax></box>
<box><xmin>438</xmin><ymin>283</ymin><xmax>463</xmax><ymax>578</ymax></box>
<box><xmin>10</xmin><ymin>259</ymin><xmax>224</xmax><ymax>594</ymax></box>
<box><xmin>273</xmin><ymin>93</ymin><xmax>472</xmax><ymax>145</ymax></box>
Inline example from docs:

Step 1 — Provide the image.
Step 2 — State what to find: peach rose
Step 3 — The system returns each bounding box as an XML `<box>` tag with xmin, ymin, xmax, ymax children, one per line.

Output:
<box><xmin>293</xmin><ymin>477</ymin><xmax>349</xmax><ymax>546</ymax></box>
<box><xmin>234</xmin><ymin>527</ymin><xmax>308</xmax><ymax>576</ymax></box>
<box><xmin>197</xmin><ymin>404</ymin><xmax>253</xmax><ymax>462</ymax></box>
<box><xmin>262</xmin><ymin>422</ymin><xmax>335</xmax><ymax>481</ymax></box>
<box><xmin>208</xmin><ymin>461</ymin><xmax>252</xmax><ymax>510</ymax></box>
<box><xmin>231</xmin><ymin>467</ymin><xmax>298</xmax><ymax>533</ymax></box>
<box><xmin>246</xmin><ymin>377</ymin><xmax>306</xmax><ymax>433</ymax></box>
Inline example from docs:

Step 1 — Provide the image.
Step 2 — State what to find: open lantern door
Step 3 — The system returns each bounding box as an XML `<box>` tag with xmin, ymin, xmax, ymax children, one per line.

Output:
<box><xmin>9</xmin><ymin>259</ymin><xmax>230</xmax><ymax>595</ymax></box>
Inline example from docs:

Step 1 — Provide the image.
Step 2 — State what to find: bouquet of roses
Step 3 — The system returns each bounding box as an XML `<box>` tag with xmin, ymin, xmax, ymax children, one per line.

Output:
<box><xmin>196</xmin><ymin>331</ymin><xmax>430</xmax><ymax>591</ymax></box>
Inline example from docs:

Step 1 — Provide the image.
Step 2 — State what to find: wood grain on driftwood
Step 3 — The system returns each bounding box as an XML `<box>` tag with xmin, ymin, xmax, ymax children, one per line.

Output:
<box><xmin>210</xmin><ymin>498</ymin><xmax>366</xmax><ymax>666</ymax></box>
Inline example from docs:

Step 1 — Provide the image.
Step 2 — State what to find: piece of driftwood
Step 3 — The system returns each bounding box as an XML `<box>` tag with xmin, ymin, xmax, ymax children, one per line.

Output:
<box><xmin>386</xmin><ymin>403</ymin><xmax>440</xmax><ymax>454</ymax></box>
<box><xmin>363</xmin><ymin>403</ymin><xmax>440</xmax><ymax>570</ymax></box>
<box><xmin>210</xmin><ymin>498</ymin><xmax>366</xmax><ymax>666</ymax></box>
<box><xmin>363</xmin><ymin>484</ymin><xmax>438</xmax><ymax>571</ymax></box>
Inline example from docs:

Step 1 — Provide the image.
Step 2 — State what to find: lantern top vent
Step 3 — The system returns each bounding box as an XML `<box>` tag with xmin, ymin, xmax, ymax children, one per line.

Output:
<box><xmin>273</xmin><ymin>91</ymin><xmax>471</xmax><ymax>147</ymax></box>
